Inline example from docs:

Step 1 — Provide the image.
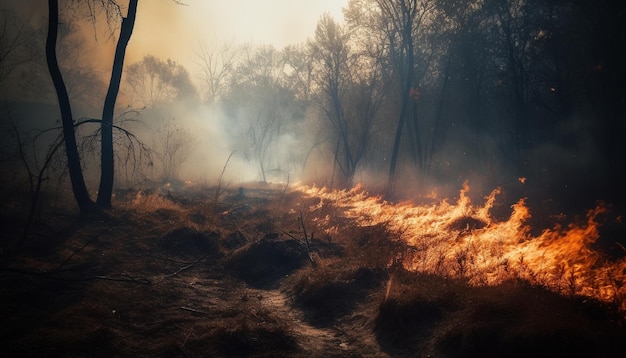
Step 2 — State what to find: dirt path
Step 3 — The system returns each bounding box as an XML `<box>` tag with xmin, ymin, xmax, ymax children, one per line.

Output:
<box><xmin>239</xmin><ymin>285</ymin><xmax>386</xmax><ymax>357</ymax></box>
<box><xmin>253</xmin><ymin>289</ymin><xmax>342</xmax><ymax>352</ymax></box>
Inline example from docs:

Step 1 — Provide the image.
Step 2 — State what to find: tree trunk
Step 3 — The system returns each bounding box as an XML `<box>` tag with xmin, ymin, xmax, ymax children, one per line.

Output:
<box><xmin>388</xmin><ymin>94</ymin><xmax>407</xmax><ymax>178</ymax></box>
<box><xmin>97</xmin><ymin>0</ymin><xmax>138</xmax><ymax>208</ymax></box>
<box><xmin>46</xmin><ymin>0</ymin><xmax>96</xmax><ymax>214</ymax></box>
<box><xmin>386</xmin><ymin>2</ymin><xmax>415</xmax><ymax>192</ymax></box>
<box><xmin>388</xmin><ymin>53</ymin><xmax>413</xmax><ymax>190</ymax></box>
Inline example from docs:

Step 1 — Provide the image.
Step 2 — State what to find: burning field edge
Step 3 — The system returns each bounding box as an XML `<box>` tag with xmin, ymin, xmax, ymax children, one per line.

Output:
<box><xmin>1</xmin><ymin>181</ymin><xmax>625</xmax><ymax>357</ymax></box>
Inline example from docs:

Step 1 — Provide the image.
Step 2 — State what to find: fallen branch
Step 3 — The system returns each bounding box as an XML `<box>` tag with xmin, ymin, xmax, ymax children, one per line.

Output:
<box><xmin>181</xmin><ymin>306</ymin><xmax>208</xmax><ymax>315</ymax></box>
<box><xmin>155</xmin><ymin>254</ymin><xmax>209</xmax><ymax>283</ymax></box>
<box><xmin>143</xmin><ymin>253</ymin><xmax>195</xmax><ymax>265</ymax></box>
<box><xmin>95</xmin><ymin>273</ymin><xmax>151</xmax><ymax>284</ymax></box>
<box><xmin>222</xmin><ymin>204</ymin><xmax>250</xmax><ymax>215</ymax></box>
<box><xmin>181</xmin><ymin>327</ymin><xmax>194</xmax><ymax>348</ymax></box>
<box><xmin>55</xmin><ymin>230</ymin><xmax>111</xmax><ymax>271</ymax></box>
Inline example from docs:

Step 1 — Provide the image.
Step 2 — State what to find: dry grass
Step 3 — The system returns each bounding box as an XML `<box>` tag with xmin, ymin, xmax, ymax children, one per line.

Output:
<box><xmin>1</xmin><ymin>183</ymin><xmax>625</xmax><ymax>357</ymax></box>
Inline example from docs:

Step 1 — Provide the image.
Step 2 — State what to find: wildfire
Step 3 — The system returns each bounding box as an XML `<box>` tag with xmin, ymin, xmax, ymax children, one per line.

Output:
<box><xmin>295</xmin><ymin>182</ymin><xmax>626</xmax><ymax>313</ymax></box>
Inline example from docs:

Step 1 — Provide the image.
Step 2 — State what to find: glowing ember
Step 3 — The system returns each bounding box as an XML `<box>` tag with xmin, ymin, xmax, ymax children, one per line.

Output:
<box><xmin>295</xmin><ymin>182</ymin><xmax>626</xmax><ymax>313</ymax></box>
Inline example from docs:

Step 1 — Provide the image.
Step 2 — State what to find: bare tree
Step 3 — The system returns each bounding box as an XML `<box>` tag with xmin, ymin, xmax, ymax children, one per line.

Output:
<box><xmin>46</xmin><ymin>0</ymin><xmax>97</xmax><ymax>213</ymax></box>
<box><xmin>310</xmin><ymin>13</ymin><xmax>385</xmax><ymax>186</ymax></box>
<box><xmin>156</xmin><ymin>118</ymin><xmax>196</xmax><ymax>182</ymax></box>
<box><xmin>9</xmin><ymin>108</ymin><xmax>152</xmax><ymax>246</ymax></box>
<box><xmin>282</xmin><ymin>43</ymin><xmax>315</xmax><ymax>101</ymax></box>
<box><xmin>346</xmin><ymin>0</ymin><xmax>437</xmax><ymax>190</ymax></box>
<box><xmin>125</xmin><ymin>55</ymin><xmax>197</xmax><ymax>108</ymax></box>
<box><xmin>194</xmin><ymin>40</ymin><xmax>239</xmax><ymax>104</ymax></box>
<box><xmin>97</xmin><ymin>0</ymin><xmax>138</xmax><ymax>208</ymax></box>
<box><xmin>379</xmin><ymin>0</ymin><xmax>436</xmax><ymax>188</ymax></box>
<box><xmin>223</xmin><ymin>45</ymin><xmax>299</xmax><ymax>182</ymax></box>
<box><xmin>0</xmin><ymin>9</ymin><xmax>31</xmax><ymax>88</ymax></box>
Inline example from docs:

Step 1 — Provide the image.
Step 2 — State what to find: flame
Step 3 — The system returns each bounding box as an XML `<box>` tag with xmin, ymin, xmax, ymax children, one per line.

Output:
<box><xmin>295</xmin><ymin>182</ymin><xmax>626</xmax><ymax>313</ymax></box>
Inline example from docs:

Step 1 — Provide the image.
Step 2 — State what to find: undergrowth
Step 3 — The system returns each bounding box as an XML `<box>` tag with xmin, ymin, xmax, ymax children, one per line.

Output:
<box><xmin>1</xmin><ymin>183</ymin><xmax>625</xmax><ymax>357</ymax></box>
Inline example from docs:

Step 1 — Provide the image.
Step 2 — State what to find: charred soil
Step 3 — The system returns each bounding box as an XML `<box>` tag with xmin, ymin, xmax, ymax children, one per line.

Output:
<box><xmin>1</xmin><ymin>183</ymin><xmax>625</xmax><ymax>357</ymax></box>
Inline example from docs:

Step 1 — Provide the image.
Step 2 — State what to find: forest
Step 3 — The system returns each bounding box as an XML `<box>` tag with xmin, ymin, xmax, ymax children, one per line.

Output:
<box><xmin>1</xmin><ymin>0</ymin><xmax>626</xmax><ymax>357</ymax></box>
<box><xmin>1</xmin><ymin>0</ymin><xmax>624</xmax><ymax>209</ymax></box>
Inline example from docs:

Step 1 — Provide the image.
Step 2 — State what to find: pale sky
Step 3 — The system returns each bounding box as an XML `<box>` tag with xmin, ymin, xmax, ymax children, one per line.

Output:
<box><xmin>129</xmin><ymin>0</ymin><xmax>347</xmax><ymax>67</ymax></box>
<box><xmin>0</xmin><ymin>0</ymin><xmax>348</xmax><ymax>71</ymax></box>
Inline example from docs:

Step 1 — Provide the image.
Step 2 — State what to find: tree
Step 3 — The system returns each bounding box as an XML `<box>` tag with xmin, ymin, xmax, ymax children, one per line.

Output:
<box><xmin>282</xmin><ymin>43</ymin><xmax>315</xmax><ymax>101</ymax></box>
<box><xmin>44</xmin><ymin>0</ymin><xmax>140</xmax><ymax>212</ymax></box>
<box><xmin>194</xmin><ymin>40</ymin><xmax>239</xmax><ymax>104</ymax></box>
<box><xmin>378</xmin><ymin>0</ymin><xmax>437</xmax><ymax>188</ymax></box>
<box><xmin>488</xmin><ymin>0</ymin><xmax>537</xmax><ymax>169</ymax></box>
<box><xmin>0</xmin><ymin>9</ymin><xmax>31</xmax><ymax>88</ymax></box>
<box><xmin>223</xmin><ymin>44</ymin><xmax>301</xmax><ymax>182</ymax></box>
<box><xmin>46</xmin><ymin>0</ymin><xmax>97</xmax><ymax>213</ymax></box>
<box><xmin>125</xmin><ymin>55</ymin><xmax>197</xmax><ymax>108</ymax></box>
<box><xmin>346</xmin><ymin>0</ymin><xmax>438</xmax><ymax>190</ymax></box>
<box><xmin>97</xmin><ymin>0</ymin><xmax>138</xmax><ymax>208</ymax></box>
<box><xmin>430</xmin><ymin>0</ymin><xmax>499</xmax><ymax>173</ymax></box>
<box><xmin>310</xmin><ymin>13</ymin><xmax>385</xmax><ymax>186</ymax></box>
<box><xmin>156</xmin><ymin>118</ymin><xmax>196</xmax><ymax>182</ymax></box>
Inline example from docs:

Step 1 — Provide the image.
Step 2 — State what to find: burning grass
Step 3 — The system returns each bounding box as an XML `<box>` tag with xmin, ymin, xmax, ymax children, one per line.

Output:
<box><xmin>295</xmin><ymin>181</ymin><xmax>626</xmax><ymax>313</ymax></box>
<box><xmin>1</xmin><ymin>181</ymin><xmax>625</xmax><ymax>357</ymax></box>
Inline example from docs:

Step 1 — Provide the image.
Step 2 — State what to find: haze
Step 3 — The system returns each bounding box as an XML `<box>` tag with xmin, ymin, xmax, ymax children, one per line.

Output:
<box><xmin>1</xmin><ymin>0</ymin><xmax>624</xmax><ymax>217</ymax></box>
<box><xmin>0</xmin><ymin>1</ymin><xmax>346</xmax><ymax>68</ymax></box>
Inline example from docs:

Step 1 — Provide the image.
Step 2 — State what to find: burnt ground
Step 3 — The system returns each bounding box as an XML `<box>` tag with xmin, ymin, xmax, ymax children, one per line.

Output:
<box><xmin>1</xmin><ymin>183</ymin><xmax>626</xmax><ymax>357</ymax></box>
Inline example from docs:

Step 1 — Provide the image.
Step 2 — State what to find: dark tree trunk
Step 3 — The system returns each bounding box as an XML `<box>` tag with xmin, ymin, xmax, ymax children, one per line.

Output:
<box><xmin>46</xmin><ymin>0</ymin><xmax>96</xmax><ymax>214</ymax></box>
<box><xmin>97</xmin><ymin>0</ymin><xmax>138</xmax><ymax>208</ymax></box>
<box><xmin>388</xmin><ymin>87</ymin><xmax>409</xmax><ymax>184</ymax></box>
<box><xmin>388</xmin><ymin>31</ymin><xmax>414</xmax><ymax>190</ymax></box>
<box><xmin>385</xmin><ymin>0</ymin><xmax>417</xmax><ymax>193</ymax></box>
<box><xmin>427</xmin><ymin>54</ymin><xmax>451</xmax><ymax>173</ymax></box>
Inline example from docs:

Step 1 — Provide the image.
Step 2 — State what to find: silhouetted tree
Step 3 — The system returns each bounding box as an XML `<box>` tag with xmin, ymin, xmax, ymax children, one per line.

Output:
<box><xmin>97</xmin><ymin>0</ymin><xmax>138</xmax><ymax>209</ymax></box>
<box><xmin>46</xmin><ymin>0</ymin><xmax>97</xmax><ymax>213</ymax></box>
<box><xmin>310</xmin><ymin>13</ymin><xmax>385</xmax><ymax>186</ymax></box>
<box><xmin>0</xmin><ymin>9</ymin><xmax>30</xmax><ymax>88</ymax></box>
<box><xmin>345</xmin><ymin>0</ymin><xmax>438</xmax><ymax>191</ymax></box>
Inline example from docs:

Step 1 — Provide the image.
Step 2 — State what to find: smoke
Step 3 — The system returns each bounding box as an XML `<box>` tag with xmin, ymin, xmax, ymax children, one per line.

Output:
<box><xmin>172</xmin><ymin>103</ymin><xmax>260</xmax><ymax>184</ymax></box>
<box><xmin>126</xmin><ymin>100</ymin><xmax>317</xmax><ymax>186</ymax></box>
<box><xmin>1</xmin><ymin>0</ymin><xmax>618</xmax><ymax>217</ymax></box>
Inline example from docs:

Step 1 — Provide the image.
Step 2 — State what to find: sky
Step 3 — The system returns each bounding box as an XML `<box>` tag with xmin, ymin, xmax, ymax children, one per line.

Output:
<box><xmin>1</xmin><ymin>0</ymin><xmax>348</xmax><ymax>71</ymax></box>
<box><xmin>129</xmin><ymin>0</ymin><xmax>347</xmax><ymax>69</ymax></box>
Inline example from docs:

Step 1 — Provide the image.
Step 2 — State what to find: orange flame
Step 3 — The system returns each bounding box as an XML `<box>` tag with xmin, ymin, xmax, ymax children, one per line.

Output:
<box><xmin>296</xmin><ymin>182</ymin><xmax>626</xmax><ymax>313</ymax></box>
